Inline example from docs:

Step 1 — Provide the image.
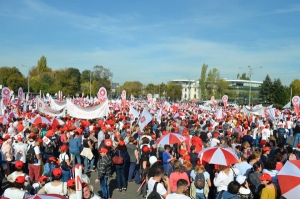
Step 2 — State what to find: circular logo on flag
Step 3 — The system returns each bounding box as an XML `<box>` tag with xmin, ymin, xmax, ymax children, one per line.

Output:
<box><xmin>121</xmin><ymin>91</ymin><xmax>126</xmax><ymax>97</ymax></box>
<box><xmin>18</xmin><ymin>89</ymin><xmax>23</xmax><ymax>97</ymax></box>
<box><xmin>99</xmin><ymin>88</ymin><xmax>106</xmax><ymax>97</ymax></box>
<box><xmin>140</xmin><ymin>116</ymin><xmax>146</xmax><ymax>123</ymax></box>
<box><xmin>104</xmin><ymin>139</ymin><xmax>112</xmax><ymax>147</ymax></box>
<box><xmin>222</xmin><ymin>96</ymin><xmax>228</xmax><ymax>101</ymax></box>
<box><xmin>43</xmin><ymin>137</ymin><xmax>49</xmax><ymax>143</ymax></box>
<box><xmin>129</xmin><ymin>114</ymin><xmax>134</xmax><ymax>121</ymax></box>
<box><xmin>147</xmin><ymin>94</ymin><xmax>152</xmax><ymax>99</ymax></box>
<box><xmin>3</xmin><ymin>88</ymin><xmax>10</xmax><ymax>96</ymax></box>
<box><xmin>38</xmin><ymin>102</ymin><xmax>43</xmax><ymax>107</ymax></box>
<box><xmin>293</xmin><ymin>97</ymin><xmax>299</xmax><ymax>103</ymax></box>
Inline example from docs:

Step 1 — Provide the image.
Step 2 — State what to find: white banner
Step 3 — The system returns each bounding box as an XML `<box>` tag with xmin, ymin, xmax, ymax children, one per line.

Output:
<box><xmin>37</xmin><ymin>97</ymin><xmax>66</xmax><ymax>117</ymax></box>
<box><xmin>156</xmin><ymin>108</ymin><xmax>162</xmax><ymax>124</ymax></box>
<box><xmin>243</xmin><ymin>106</ymin><xmax>264</xmax><ymax>115</ymax></box>
<box><xmin>66</xmin><ymin>99</ymin><xmax>109</xmax><ymax>119</ymax></box>
<box><xmin>50</xmin><ymin>96</ymin><xmax>66</xmax><ymax>110</ymax></box>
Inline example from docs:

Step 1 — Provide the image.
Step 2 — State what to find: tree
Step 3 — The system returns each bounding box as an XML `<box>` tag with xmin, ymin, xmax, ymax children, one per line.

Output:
<box><xmin>259</xmin><ymin>75</ymin><xmax>273</xmax><ymax>102</ymax></box>
<box><xmin>6</xmin><ymin>73</ymin><xmax>26</xmax><ymax>93</ymax></box>
<box><xmin>199</xmin><ymin>64</ymin><xmax>208</xmax><ymax>101</ymax></box>
<box><xmin>206</xmin><ymin>68</ymin><xmax>220</xmax><ymax>97</ymax></box>
<box><xmin>92</xmin><ymin>65</ymin><xmax>113</xmax><ymax>96</ymax></box>
<box><xmin>272</xmin><ymin>78</ymin><xmax>289</xmax><ymax>106</ymax></box>
<box><xmin>145</xmin><ymin>83</ymin><xmax>156</xmax><ymax>95</ymax></box>
<box><xmin>290</xmin><ymin>79</ymin><xmax>300</xmax><ymax>96</ymax></box>
<box><xmin>215</xmin><ymin>79</ymin><xmax>230</xmax><ymax>99</ymax></box>
<box><xmin>0</xmin><ymin>67</ymin><xmax>23</xmax><ymax>87</ymax></box>
<box><xmin>239</xmin><ymin>73</ymin><xmax>250</xmax><ymax>80</ymax></box>
<box><xmin>165</xmin><ymin>83</ymin><xmax>181</xmax><ymax>101</ymax></box>
<box><xmin>119</xmin><ymin>81</ymin><xmax>143</xmax><ymax>97</ymax></box>
<box><xmin>81</xmin><ymin>70</ymin><xmax>91</xmax><ymax>83</ymax></box>
<box><xmin>37</xmin><ymin>56</ymin><xmax>48</xmax><ymax>74</ymax></box>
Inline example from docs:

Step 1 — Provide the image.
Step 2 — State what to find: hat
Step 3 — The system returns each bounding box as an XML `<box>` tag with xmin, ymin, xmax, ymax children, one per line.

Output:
<box><xmin>49</xmin><ymin>156</ymin><xmax>57</xmax><ymax>162</ymax></box>
<box><xmin>99</xmin><ymin>147</ymin><xmax>108</xmax><ymax>153</ymax></box>
<box><xmin>29</xmin><ymin>133</ymin><xmax>36</xmax><ymax>138</ymax></box>
<box><xmin>151</xmin><ymin>134</ymin><xmax>156</xmax><ymax>139</ymax></box>
<box><xmin>3</xmin><ymin>134</ymin><xmax>10</xmax><ymax>140</ymax></box>
<box><xmin>42</xmin><ymin>123</ymin><xmax>47</xmax><ymax>128</ymax></box>
<box><xmin>46</xmin><ymin>130</ymin><xmax>54</xmax><ymax>137</ymax></box>
<box><xmin>60</xmin><ymin>145</ymin><xmax>68</xmax><ymax>151</ymax></box>
<box><xmin>214</xmin><ymin>133</ymin><xmax>219</xmax><ymax>138</ymax></box>
<box><xmin>82</xmin><ymin>182</ymin><xmax>89</xmax><ymax>188</ymax></box>
<box><xmin>104</xmin><ymin>139</ymin><xmax>112</xmax><ymax>147</ymax></box>
<box><xmin>15</xmin><ymin>176</ymin><xmax>28</xmax><ymax>184</ymax></box>
<box><xmin>262</xmin><ymin>147</ymin><xmax>270</xmax><ymax>152</ymax></box>
<box><xmin>52</xmin><ymin>168</ymin><xmax>62</xmax><ymax>176</ymax></box>
<box><xmin>15</xmin><ymin>160</ymin><xmax>24</xmax><ymax>169</ymax></box>
<box><xmin>142</xmin><ymin>145</ymin><xmax>151</xmax><ymax>153</ymax></box>
<box><xmin>149</xmin><ymin>156</ymin><xmax>158</xmax><ymax>165</ymax></box>
<box><xmin>39</xmin><ymin>176</ymin><xmax>49</xmax><ymax>182</ymax></box>
<box><xmin>236</xmin><ymin>175</ymin><xmax>246</xmax><ymax>185</ymax></box>
<box><xmin>179</xmin><ymin>150</ymin><xmax>186</xmax><ymax>156</ymax></box>
<box><xmin>259</xmin><ymin>173</ymin><xmax>272</xmax><ymax>181</ymax></box>
<box><xmin>183</xmin><ymin>155</ymin><xmax>191</xmax><ymax>161</ymax></box>
<box><xmin>260</xmin><ymin>140</ymin><xmax>266</xmax><ymax>145</ymax></box>
<box><xmin>118</xmin><ymin>140</ymin><xmax>125</xmax><ymax>146</ymax></box>
<box><xmin>17</xmin><ymin>137</ymin><xmax>23</xmax><ymax>141</ymax></box>
<box><xmin>67</xmin><ymin>179</ymin><xmax>76</xmax><ymax>187</ymax></box>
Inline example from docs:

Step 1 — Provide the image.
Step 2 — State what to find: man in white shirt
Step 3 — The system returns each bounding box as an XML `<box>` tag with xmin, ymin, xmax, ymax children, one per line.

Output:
<box><xmin>210</xmin><ymin>133</ymin><xmax>220</xmax><ymax>147</ymax></box>
<box><xmin>148</xmin><ymin>165</ymin><xmax>171</xmax><ymax>198</ymax></box>
<box><xmin>166</xmin><ymin>179</ymin><xmax>190</xmax><ymax>199</ymax></box>
<box><xmin>27</xmin><ymin>133</ymin><xmax>42</xmax><ymax>183</ymax></box>
<box><xmin>13</xmin><ymin>137</ymin><xmax>28</xmax><ymax>163</ymax></box>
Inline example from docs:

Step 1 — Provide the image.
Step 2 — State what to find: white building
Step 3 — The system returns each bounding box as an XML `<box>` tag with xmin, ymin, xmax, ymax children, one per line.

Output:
<box><xmin>170</xmin><ymin>79</ymin><xmax>199</xmax><ymax>101</ymax></box>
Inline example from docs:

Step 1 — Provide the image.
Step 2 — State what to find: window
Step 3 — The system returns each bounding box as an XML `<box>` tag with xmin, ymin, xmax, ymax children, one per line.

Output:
<box><xmin>185</xmin><ymin>88</ymin><xmax>187</xmax><ymax>92</ymax></box>
<box><xmin>195</xmin><ymin>88</ymin><xmax>196</xmax><ymax>92</ymax></box>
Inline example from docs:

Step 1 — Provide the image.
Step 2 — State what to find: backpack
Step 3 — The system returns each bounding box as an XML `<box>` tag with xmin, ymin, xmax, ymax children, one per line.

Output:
<box><xmin>60</xmin><ymin>154</ymin><xmax>69</xmax><ymax>171</ymax></box>
<box><xmin>44</xmin><ymin>142</ymin><xmax>53</xmax><ymax>154</ymax></box>
<box><xmin>148</xmin><ymin>182</ymin><xmax>161</xmax><ymax>199</ymax></box>
<box><xmin>26</xmin><ymin>145</ymin><xmax>36</xmax><ymax>164</ymax></box>
<box><xmin>194</xmin><ymin>172</ymin><xmax>205</xmax><ymax>190</ymax></box>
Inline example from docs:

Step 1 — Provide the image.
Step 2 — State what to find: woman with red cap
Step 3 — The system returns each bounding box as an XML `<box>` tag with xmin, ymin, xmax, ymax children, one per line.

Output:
<box><xmin>38</xmin><ymin>168</ymin><xmax>67</xmax><ymax>196</ymax></box>
<box><xmin>114</xmin><ymin>140</ymin><xmax>129</xmax><ymax>192</ymax></box>
<box><xmin>259</xmin><ymin>173</ymin><xmax>277</xmax><ymax>199</ymax></box>
<box><xmin>2</xmin><ymin>176</ymin><xmax>31</xmax><ymax>199</ymax></box>
<box><xmin>59</xmin><ymin>145</ymin><xmax>71</xmax><ymax>182</ymax></box>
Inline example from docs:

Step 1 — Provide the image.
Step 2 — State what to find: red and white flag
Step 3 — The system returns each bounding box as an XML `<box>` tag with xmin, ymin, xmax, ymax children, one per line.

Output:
<box><xmin>121</xmin><ymin>90</ymin><xmax>126</xmax><ymax>105</ymax></box>
<box><xmin>222</xmin><ymin>95</ymin><xmax>228</xmax><ymax>108</ymax></box>
<box><xmin>97</xmin><ymin>87</ymin><xmax>107</xmax><ymax>103</ymax></box>
<box><xmin>1</xmin><ymin>87</ymin><xmax>11</xmax><ymax>106</ymax></box>
<box><xmin>147</xmin><ymin>93</ymin><xmax>153</xmax><ymax>104</ymax></box>
<box><xmin>138</xmin><ymin>108</ymin><xmax>152</xmax><ymax>129</ymax></box>
<box><xmin>292</xmin><ymin>96</ymin><xmax>300</xmax><ymax>116</ymax></box>
<box><xmin>130</xmin><ymin>95</ymin><xmax>134</xmax><ymax>102</ymax></box>
<box><xmin>156</xmin><ymin>108</ymin><xmax>162</xmax><ymax>124</ymax></box>
<box><xmin>17</xmin><ymin>87</ymin><xmax>23</xmax><ymax>107</ymax></box>
<box><xmin>129</xmin><ymin>106</ymin><xmax>139</xmax><ymax>121</ymax></box>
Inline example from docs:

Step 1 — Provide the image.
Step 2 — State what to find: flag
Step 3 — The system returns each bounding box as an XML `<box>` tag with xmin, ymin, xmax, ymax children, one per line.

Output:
<box><xmin>156</xmin><ymin>108</ymin><xmax>162</xmax><ymax>124</ymax></box>
<box><xmin>222</xmin><ymin>95</ymin><xmax>228</xmax><ymax>108</ymax></box>
<box><xmin>216</xmin><ymin>109</ymin><xmax>223</xmax><ymax>119</ymax></box>
<box><xmin>138</xmin><ymin>108</ymin><xmax>152</xmax><ymax>129</ymax></box>
<box><xmin>292</xmin><ymin>96</ymin><xmax>300</xmax><ymax>116</ymax></box>
<box><xmin>97</xmin><ymin>87</ymin><xmax>107</xmax><ymax>103</ymax></box>
<box><xmin>121</xmin><ymin>90</ymin><xmax>126</xmax><ymax>106</ymax></box>
<box><xmin>129</xmin><ymin>106</ymin><xmax>139</xmax><ymax>121</ymax></box>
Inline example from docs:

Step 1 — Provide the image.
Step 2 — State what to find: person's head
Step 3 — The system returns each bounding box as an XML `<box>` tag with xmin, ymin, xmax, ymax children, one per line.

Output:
<box><xmin>269</xmin><ymin>140</ymin><xmax>275</xmax><ymax>147</ymax></box>
<box><xmin>242</xmin><ymin>141</ymin><xmax>250</xmax><ymax>149</ymax></box>
<box><xmin>52</xmin><ymin>168</ymin><xmax>63</xmax><ymax>181</ymax></box>
<box><xmin>15</xmin><ymin>160</ymin><xmax>24</xmax><ymax>171</ymax></box>
<box><xmin>241</xmin><ymin>154</ymin><xmax>248</xmax><ymax>162</ymax></box>
<box><xmin>227</xmin><ymin>181</ymin><xmax>240</xmax><ymax>195</ymax></box>
<box><xmin>164</xmin><ymin>144</ymin><xmax>171</xmax><ymax>151</ymax></box>
<box><xmin>128</xmin><ymin>136</ymin><xmax>135</xmax><ymax>143</ymax></box>
<box><xmin>142</xmin><ymin>145</ymin><xmax>151</xmax><ymax>156</ymax></box>
<box><xmin>265</xmin><ymin>158</ymin><xmax>276</xmax><ymax>170</ymax></box>
<box><xmin>84</xmin><ymin>133</ymin><xmax>89</xmax><ymax>139</ymax></box>
<box><xmin>173</xmin><ymin>160</ymin><xmax>183</xmax><ymax>173</ymax></box>
<box><xmin>275</xmin><ymin>153</ymin><xmax>282</xmax><ymax>163</ymax></box>
<box><xmin>259</xmin><ymin>173</ymin><xmax>272</xmax><ymax>185</ymax></box>
<box><xmin>82</xmin><ymin>183</ymin><xmax>92</xmax><ymax>199</ymax></box>
<box><xmin>252</xmin><ymin>162</ymin><xmax>262</xmax><ymax>173</ymax></box>
<box><xmin>60</xmin><ymin>145</ymin><xmax>68</xmax><ymax>153</ymax></box>
<box><xmin>176</xmin><ymin>179</ymin><xmax>188</xmax><ymax>194</ymax></box>
<box><xmin>194</xmin><ymin>164</ymin><xmax>205</xmax><ymax>174</ymax></box>
<box><xmin>98</xmin><ymin>147</ymin><xmax>108</xmax><ymax>157</ymax></box>
<box><xmin>67</xmin><ymin>179</ymin><xmax>76</xmax><ymax>192</ymax></box>
<box><xmin>153</xmin><ymin>165</ymin><xmax>165</xmax><ymax>178</ymax></box>
<box><xmin>190</xmin><ymin>145</ymin><xmax>196</xmax><ymax>153</ymax></box>
<box><xmin>235</xmin><ymin>145</ymin><xmax>241</xmax><ymax>152</ymax></box>
<box><xmin>117</xmin><ymin>140</ymin><xmax>127</xmax><ymax>152</ymax></box>
<box><xmin>39</xmin><ymin>176</ymin><xmax>49</xmax><ymax>186</ymax></box>
<box><xmin>14</xmin><ymin>176</ymin><xmax>27</xmax><ymax>189</ymax></box>
<box><xmin>286</xmin><ymin>146</ymin><xmax>293</xmax><ymax>154</ymax></box>
<box><xmin>262</xmin><ymin>147</ymin><xmax>270</xmax><ymax>155</ymax></box>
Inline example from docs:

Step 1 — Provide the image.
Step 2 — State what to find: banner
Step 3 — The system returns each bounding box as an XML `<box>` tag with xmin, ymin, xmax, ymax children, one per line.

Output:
<box><xmin>49</xmin><ymin>96</ymin><xmax>66</xmax><ymax>110</ymax></box>
<box><xmin>292</xmin><ymin>96</ymin><xmax>300</xmax><ymax>115</ymax></box>
<box><xmin>243</xmin><ymin>106</ymin><xmax>264</xmax><ymax>115</ymax></box>
<box><xmin>17</xmin><ymin>87</ymin><xmax>23</xmax><ymax>107</ymax></box>
<box><xmin>1</xmin><ymin>87</ymin><xmax>11</xmax><ymax>106</ymax></box>
<box><xmin>37</xmin><ymin>97</ymin><xmax>66</xmax><ymax>117</ymax></box>
<box><xmin>97</xmin><ymin>87</ymin><xmax>107</xmax><ymax>103</ymax></box>
<box><xmin>222</xmin><ymin>95</ymin><xmax>228</xmax><ymax>108</ymax></box>
<box><xmin>121</xmin><ymin>90</ymin><xmax>126</xmax><ymax>105</ymax></box>
<box><xmin>129</xmin><ymin>106</ymin><xmax>139</xmax><ymax>121</ymax></box>
<box><xmin>147</xmin><ymin>93</ymin><xmax>153</xmax><ymax>104</ymax></box>
<box><xmin>66</xmin><ymin>99</ymin><xmax>109</xmax><ymax>119</ymax></box>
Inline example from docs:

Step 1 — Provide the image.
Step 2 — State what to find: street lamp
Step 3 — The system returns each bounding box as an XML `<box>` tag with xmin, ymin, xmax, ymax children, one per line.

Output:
<box><xmin>22</xmin><ymin>65</ymin><xmax>30</xmax><ymax>96</ymax></box>
<box><xmin>89</xmin><ymin>70</ymin><xmax>92</xmax><ymax>98</ymax></box>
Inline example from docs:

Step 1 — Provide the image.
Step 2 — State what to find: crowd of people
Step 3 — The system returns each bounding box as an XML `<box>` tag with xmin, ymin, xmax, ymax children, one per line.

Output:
<box><xmin>0</xmin><ymin>103</ymin><xmax>299</xmax><ymax>199</ymax></box>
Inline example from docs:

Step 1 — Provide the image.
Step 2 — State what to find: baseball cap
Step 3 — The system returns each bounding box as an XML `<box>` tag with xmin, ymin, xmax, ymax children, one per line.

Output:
<box><xmin>262</xmin><ymin>147</ymin><xmax>270</xmax><ymax>152</ymax></box>
<box><xmin>52</xmin><ymin>168</ymin><xmax>62</xmax><ymax>176</ymax></box>
<box><xmin>99</xmin><ymin>147</ymin><xmax>108</xmax><ymax>153</ymax></box>
<box><xmin>29</xmin><ymin>133</ymin><xmax>36</xmax><ymax>138</ymax></box>
<box><xmin>67</xmin><ymin>179</ymin><xmax>76</xmax><ymax>187</ymax></box>
<box><xmin>259</xmin><ymin>173</ymin><xmax>272</xmax><ymax>181</ymax></box>
<box><xmin>142</xmin><ymin>145</ymin><xmax>151</xmax><ymax>153</ymax></box>
<box><xmin>15</xmin><ymin>176</ymin><xmax>28</xmax><ymax>184</ymax></box>
<box><xmin>60</xmin><ymin>145</ymin><xmax>68</xmax><ymax>151</ymax></box>
<box><xmin>149</xmin><ymin>156</ymin><xmax>157</xmax><ymax>165</ymax></box>
<box><xmin>118</xmin><ymin>140</ymin><xmax>125</xmax><ymax>146</ymax></box>
<box><xmin>17</xmin><ymin>137</ymin><xmax>23</xmax><ymax>141</ymax></box>
<box><xmin>183</xmin><ymin>155</ymin><xmax>191</xmax><ymax>161</ymax></box>
<box><xmin>39</xmin><ymin>176</ymin><xmax>49</xmax><ymax>182</ymax></box>
<box><xmin>15</xmin><ymin>160</ymin><xmax>24</xmax><ymax>169</ymax></box>
<box><xmin>49</xmin><ymin>156</ymin><xmax>57</xmax><ymax>162</ymax></box>
<box><xmin>236</xmin><ymin>175</ymin><xmax>246</xmax><ymax>185</ymax></box>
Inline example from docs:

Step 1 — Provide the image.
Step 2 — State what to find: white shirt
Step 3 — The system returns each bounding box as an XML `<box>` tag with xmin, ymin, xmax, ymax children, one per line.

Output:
<box><xmin>210</xmin><ymin>138</ymin><xmax>220</xmax><ymax>147</ymax></box>
<box><xmin>44</xmin><ymin>182</ymin><xmax>67</xmax><ymax>195</ymax></box>
<box><xmin>90</xmin><ymin>192</ymin><xmax>101</xmax><ymax>199</ymax></box>
<box><xmin>234</xmin><ymin>162</ymin><xmax>253</xmax><ymax>176</ymax></box>
<box><xmin>59</xmin><ymin>153</ymin><xmax>69</xmax><ymax>162</ymax></box>
<box><xmin>261</xmin><ymin>129</ymin><xmax>270</xmax><ymax>140</ymax></box>
<box><xmin>69</xmin><ymin>193</ymin><xmax>77</xmax><ymax>199</ymax></box>
<box><xmin>7</xmin><ymin>172</ymin><xmax>30</xmax><ymax>184</ymax></box>
<box><xmin>97</xmin><ymin>131</ymin><xmax>105</xmax><ymax>148</ymax></box>
<box><xmin>148</xmin><ymin>177</ymin><xmax>167</xmax><ymax>198</ymax></box>
<box><xmin>166</xmin><ymin>193</ymin><xmax>191</xmax><ymax>199</ymax></box>
<box><xmin>14</xmin><ymin>142</ymin><xmax>28</xmax><ymax>163</ymax></box>
<box><xmin>2</xmin><ymin>188</ymin><xmax>31</xmax><ymax>199</ymax></box>
<box><xmin>213</xmin><ymin>168</ymin><xmax>240</xmax><ymax>192</ymax></box>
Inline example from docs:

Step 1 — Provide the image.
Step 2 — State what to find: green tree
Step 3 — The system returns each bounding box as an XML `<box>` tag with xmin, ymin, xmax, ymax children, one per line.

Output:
<box><xmin>239</xmin><ymin>73</ymin><xmax>250</xmax><ymax>80</ymax></box>
<box><xmin>215</xmin><ymin>79</ymin><xmax>230</xmax><ymax>99</ymax></box>
<box><xmin>81</xmin><ymin>70</ymin><xmax>91</xmax><ymax>83</ymax></box>
<box><xmin>206</xmin><ymin>68</ymin><xmax>220</xmax><ymax>97</ymax></box>
<box><xmin>92</xmin><ymin>65</ymin><xmax>113</xmax><ymax>96</ymax></box>
<box><xmin>272</xmin><ymin>78</ymin><xmax>289</xmax><ymax>105</ymax></box>
<box><xmin>199</xmin><ymin>63</ymin><xmax>208</xmax><ymax>101</ymax></box>
<box><xmin>6</xmin><ymin>73</ymin><xmax>26</xmax><ymax>93</ymax></box>
<box><xmin>165</xmin><ymin>83</ymin><xmax>181</xmax><ymax>101</ymax></box>
<box><xmin>0</xmin><ymin>66</ymin><xmax>23</xmax><ymax>87</ymax></box>
<box><xmin>119</xmin><ymin>81</ymin><xmax>143</xmax><ymax>97</ymax></box>
<box><xmin>290</xmin><ymin>79</ymin><xmax>300</xmax><ymax>96</ymax></box>
<box><xmin>37</xmin><ymin>55</ymin><xmax>50</xmax><ymax>74</ymax></box>
<box><xmin>259</xmin><ymin>75</ymin><xmax>273</xmax><ymax>102</ymax></box>
<box><xmin>145</xmin><ymin>83</ymin><xmax>156</xmax><ymax>95</ymax></box>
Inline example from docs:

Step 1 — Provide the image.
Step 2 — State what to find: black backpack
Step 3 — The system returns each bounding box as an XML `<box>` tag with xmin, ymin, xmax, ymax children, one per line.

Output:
<box><xmin>26</xmin><ymin>145</ymin><xmax>36</xmax><ymax>164</ymax></box>
<box><xmin>148</xmin><ymin>182</ymin><xmax>161</xmax><ymax>199</ymax></box>
<box><xmin>44</xmin><ymin>142</ymin><xmax>53</xmax><ymax>154</ymax></box>
<box><xmin>194</xmin><ymin>172</ymin><xmax>205</xmax><ymax>189</ymax></box>
<box><xmin>60</xmin><ymin>154</ymin><xmax>69</xmax><ymax>171</ymax></box>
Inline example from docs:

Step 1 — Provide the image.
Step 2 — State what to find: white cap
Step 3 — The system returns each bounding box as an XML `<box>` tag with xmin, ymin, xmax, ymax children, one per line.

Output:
<box><xmin>236</xmin><ymin>175</ymin><xmax>246</xmax><ymax>185</ymax></box>
<box><xmin>149</xmin><ymin>156</ymin><xmax>157</xmax><ymax>165</ymax></box>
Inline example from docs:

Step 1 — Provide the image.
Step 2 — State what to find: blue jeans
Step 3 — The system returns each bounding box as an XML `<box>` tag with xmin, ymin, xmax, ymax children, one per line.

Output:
<box><xmin>70</xmin><ymin>152</ymin><xmax>81</xmax><ymax>167</ymax></box>
<box><xmin>293</xmin><ymin>133</ymin><xmax>300</xmax><ymax>148</ymax></box>
<box><xmin>128</xmin><ymin>162</ymin><xmax>136</xmax><ymax>181</ymax></box>
<box><xmin>196</xmin><ymin>192</ymin><xmax>206</xmax><ymax>199</ymax></box>
<box><xmin>116</xmin><ymin>165</ymin><xmax>127</xmax><ymax>189</ymax></box>
<box><xmin>84</xmin><ymin>156</ymin><xmax>95</xmax><ymax>170</ymax></box>
<box><xmin>100</xmin><ymin>176</ymin><xmax>110</xmax><ymax>199</ymax></box>
<box><xmin>61</xmin><ymin>169</ymin><xmax>71</xmax><ymax>182</ymax></box>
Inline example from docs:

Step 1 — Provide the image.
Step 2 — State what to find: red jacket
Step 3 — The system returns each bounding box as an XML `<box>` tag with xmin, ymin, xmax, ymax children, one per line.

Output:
<box><xmin>191</xmin><ymin>136</ymin><xmax>203</xmax><ymax>153</ymax></box>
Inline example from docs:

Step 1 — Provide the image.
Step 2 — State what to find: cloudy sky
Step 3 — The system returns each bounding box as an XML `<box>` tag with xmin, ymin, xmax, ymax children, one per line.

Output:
<box><xmin>0</xmin><ymin>0</ymin><xmax>299</xmax><ymax>86</ymax></box>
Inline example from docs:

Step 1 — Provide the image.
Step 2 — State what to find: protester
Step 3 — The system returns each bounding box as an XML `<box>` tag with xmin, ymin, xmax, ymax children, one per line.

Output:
<box><xmin>166</xmin><ymin>179</ymin><xmax>191</xmax><ymax>199</ymax></box>
<box><xmin>2</xmin><ymin>176</ymin><xmax>31</xmax><ymax>199</ymax></box>
<box><xmin>38</xmin><ymin>168</ymin><xmax>67</xmax><ymax>195</ymax></box>
<box><xmin>147</xmin><ymin>164</ymin><xmax>171</xmax><ymax>198</ymax></box>
<box><xmin>259</xmin><ymin>173</ymin><xmax>277</xmax><ymax>199</ymax></box>
<box><xmin>169</xmin><ymin>160</ymin><xmax>190</xmax><ymax>193</ymax></box>
<box><xmin>114</xmin><ymin>140</ymin><xmax>129</xmax><ymax>192</ymax></box>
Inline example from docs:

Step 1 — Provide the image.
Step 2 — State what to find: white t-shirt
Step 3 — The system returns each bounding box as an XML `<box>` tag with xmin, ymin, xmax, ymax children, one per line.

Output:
<box><xmin>261</xmin><ymin>129</ymin><xmax>270</xmax><ymax>140</ymax></box>
<box><xmin>90</xmin><ymin>193</ymin><xmax>101</xmax><ymax>199</ymax></box>
<box><xmin>148</xmin><ymin>177</ymin><xmax>167</xmax><ymax>198</ymax></box>
<box><xmin>69</xmin><ymin>193</ymin><xmax>77</xmax><ymax>199</ymax></box>
<box><xmin>34</xmin><ymin>146</ymin><xmax>42</xmax><ymax>165</ymax></box>
<box><xmin>213</xmin><ymin>168</ymin><xmax>240</xmax><ymax>192</ymax></box>
<box><xmin>7</xmin><ymin>172</ymin><xmax>30</xmax><ymax>184</ymax></box>
<box><xmin>166</xmin><ymin>193</ymin><xmax>191</xmax><ymax>199</ymax></box>
<box><xmin>210</xmin><ymin>138</ymin><xmax>220</xmax><ymax>147</ymax></box>
<box><xmin>14</xmin><ymin>143</ymin><xmax>28</xmax><ymax>163</ymax></box>
<box><xmin>44</xmin><ymin>182</ymin><xmax>67</xmax><ymax>195</ymax></box>
<box><xmin>59</xmin><ymin>153</ymin><xmax>69</xmax><ymax>163</ymax></box>
<box><xmin>2</xmin><ymin>188</ymin><xmax>31</xmax><ymax>199</ymax></box>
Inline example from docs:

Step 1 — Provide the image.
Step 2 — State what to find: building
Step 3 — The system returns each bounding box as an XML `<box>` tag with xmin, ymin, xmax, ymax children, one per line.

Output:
<box><xmin>170</xmin><ymin>79</ymin><xmax>262</xmax><ymax>102</ymax></box>
<box><xmin>170</xmin><ymin>79</ymin><xmax>199</xmax><ymax>101</ymax></box>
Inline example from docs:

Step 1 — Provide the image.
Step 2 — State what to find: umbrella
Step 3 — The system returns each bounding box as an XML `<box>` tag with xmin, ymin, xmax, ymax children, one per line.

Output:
<box><xmin>51</xmin><ymin>118</ymin><xmax>65</xmax><ymax>126</ymax></box>
<box><xmin>198</xmin><ymin>147</ymin><xmax>239</xmax><ymax>166</ymax></box>
<box><xmin>277</xmin><ymin>160</ymin><xmax>300</xmax><ymax>199</ymax></box>
<box><xmin>156</xmin><ymin>133</ymin><xmax>186</xmax><ymax>145</ymax></box>
<box><xmin>30</xmin><ymin>116</ymin><xmax>50</xmax><ymax>125</ymax></box>
<box><xmin>0</xmin><ymin>116</ymin><xmax>8</xmax><ymax>125</ymax></box>
<box><xmin>25</xmin><ymin>194</ymin><xmax>68</xmax><ymax>199</ymax></box>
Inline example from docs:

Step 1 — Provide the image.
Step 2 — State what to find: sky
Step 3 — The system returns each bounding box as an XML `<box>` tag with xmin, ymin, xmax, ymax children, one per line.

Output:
<box><xmin>0</xmin><ymin>0</ymin><xmax>300</xmax><ymax>86</ymax></box>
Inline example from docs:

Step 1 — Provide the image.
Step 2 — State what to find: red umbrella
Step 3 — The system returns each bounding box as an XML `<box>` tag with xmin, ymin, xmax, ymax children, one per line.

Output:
<box><xmin>277</xmin><ymin>160</ymin><xmax>300</xmax><ymax>199</ymax></box>
<box><xmin>25</xmin><ymin>194</ymin><xmax>68</xmax><ymax>199</ymax></box>
<box><xmin>30</xmin><ymin>116</ymin><xmax>50</xmax><ymax>125</ymax></box>
<box><xmin>51</xmin><ymin>118</ymin><xmax>65</xmax><ymax>126</ymax></box>
<box><xmin>198</xmin><ymin>147</ymin><xmax>239</xmax><ymax>166</ymax></box>
<box><xmin>0</xmin><ymin>116</ymin><xmax>8</xmax><ymax>125</ymax></box>
<box><xmin>156</xmin><ymin>133</ymin><xmax>186</xmax><ymax>145</ymax></box>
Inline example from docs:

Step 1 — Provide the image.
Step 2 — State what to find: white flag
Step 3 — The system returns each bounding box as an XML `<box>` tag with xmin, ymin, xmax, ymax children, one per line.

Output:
<box><xmin>156</xmin><ymin>109</ymin><xmax>162</xmax><ymax>124</ymax></box>
<box><xmin>138</xmin><ymin>109</ymin><xmax>152</xmax><ymax>129</ymax></box>
<box><xmin>129</xmin><ymin>106</ymin><xmax>139</xmax><ymax>121</ymax></box>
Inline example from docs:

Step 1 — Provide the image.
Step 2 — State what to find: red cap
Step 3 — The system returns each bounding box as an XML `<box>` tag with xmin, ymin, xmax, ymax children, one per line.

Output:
<box><xmin>259</xmin><ymin>173</ymin><xmax>272</xmax><ymax>181</ymax></box>
<box><xmin>3</xmin><ymin>134</ymin><xmax>10</xmax><ymax>140</ymax></box>
<box><xmin>118</xmin><ymin>140</ymin><xmax>125</xmax><ymax>146</ymax></box>
<box><xmin>142</xmin><ymin>145</ymin><xmax>151</xmax><ymax>153</ymax></box>
<box><xmin>15</xmin><ymin>176</ymin><xmax>28</xmax><ymax>184</ymax></box>
<box><xmin>82</xmin><ymin>182</ymin><xmax>89</xmax><ymax>188</ymax></box>
<box><xmin>15</xmin><ymin>160</ymin><xmax>24</xmax><ymax>169</ymax></box>
<box><xmin>99</xmin><ymin>147</ymin><xmax>108</xmax><ymax>153</ymax></box>
<box><xmin>60</xmin><ymin>145</ymin><xmax>68</xmax><ymax>151</ymax></box>
<box><xmin>262</xmin><ymin>147</ymin><xmax>270</xmax><ymax>152</ymax></box>
<box><xmin>67</xmin><ymin>179</ymin><xmax>76</xmax><ymax>187</ymax></box>
<box><xmin>39</xmin><ymin>176</ymin><xmax>49</xmax><ymax>182</ymax></box>
<box><xmin>196</xmin><ymin>159</ymin><xmax>203</xmax><ymax>166</ymax></box>
<box><xmin>179</xmin><ymin>150</ymin><xmax>186</xmax><ymax>156</ymax></box>
<box><xmin>151</xmin><ymin>134</ymin><xmax>156</xmax><ymax>139</ymax></box>
<box><xmin>260</xmin><ymin>140</ymin><xmax>266</xmax><ymax>145</ymax></box>
<box><xmin>52</xmin><ymin>168</ymin><xmax>62</xmax><ymax>176</ymax></box>
<box><xmin>17</xmin><ymin>137</ymin><xmax>23</xmax><ymax>141</ymax></box>
<box><xmin>46</xmin><ymin>130</ymin><xmax>54</xmax><ymax>137</ymax></box>
<box><xmin>42</xmin><ymin>123</ymin><xmax>47</xmax><ymax>128</ymax></box>
<box><xmin>49</xmin><ymin>156</ymin><xmax>57</xmax><ymax>162</ymax></box>
<box><xmin>0</xmin><ymin>197</ymin><xmax>9</xmax><ymax>199</ymax></box>
<box><xmin>183</xmin><ymin>155</ymin><xmax>191</xmax><ymax>161</ymax></box>
<box><xmin>29</xmin><ymin>133</ymin><xmax>36</xmax><ymax>138</ymax></box>
<box><xmin>214</xmin><ymin>133</ymin><xmax>219</xmax><ymax>138</ymax></box>
<box><xmin>104</xmin><ymin>139</ymin><xmax>112</xmax><ymax>147</ymax></box>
